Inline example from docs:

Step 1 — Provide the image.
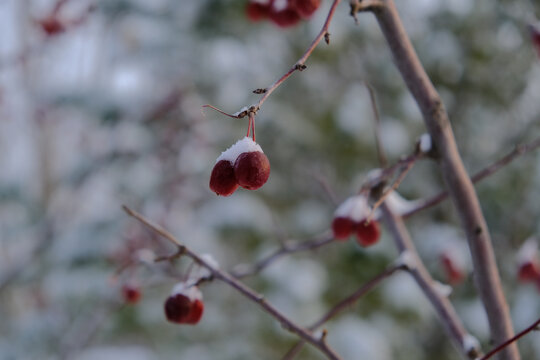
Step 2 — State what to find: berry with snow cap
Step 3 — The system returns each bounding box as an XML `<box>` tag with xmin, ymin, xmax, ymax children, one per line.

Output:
<box><xmin>516</xmin><ymin>238</ymin><xmax>540</xmax><ymax>283</ymax></box>
<box><xmin>269</xmin><ymin>0</ymin><xmax>301</xmax><ymax>27</ymax></box>
<box><xmin>332</xmin><ymin>195</ymin><xmax>380</xmax><ymax>247</ymax></box>
<box><xmin>164</xmin><ymin>283</ymin><xmax>204</xmax><ymax>325</ymax></box>
<box><xmin>210</xmin><ymin>137</ymin><xmax>270</xmax><ymax>195</ymax></box>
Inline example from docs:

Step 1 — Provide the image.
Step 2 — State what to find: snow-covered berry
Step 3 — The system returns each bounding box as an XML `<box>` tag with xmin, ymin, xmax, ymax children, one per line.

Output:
<box><xmin>234</xmin><ymin>151</ymin><xmax>270</xmax><ymax>190</ymax></box>
<box><xmin>164</xmin><ymin>283</ymin><xmax>204</xmax><ymax>325</ymax></box>
<box><xmin>269</xmin><ymin>1</ymin><xmax>301</xmax><ymax>28</ymax></box>
<box><xmin>517</xmin><ymin>238</ymin><xmax>540</xmax><ymax>283</ymax></box>
<box><xmin>210</xmin><ymin>160</ymin><xmax>239</xmax><ymax>196</ymax></box>
<box><xmin>355</xmin><ymin>220</ymin><xmax>380</xmax><ymax>247</ymax></box>
<box><xmin>332</xmin><ymin>216</ymin><xmax>356</xmax><ymax>240</ymax></box>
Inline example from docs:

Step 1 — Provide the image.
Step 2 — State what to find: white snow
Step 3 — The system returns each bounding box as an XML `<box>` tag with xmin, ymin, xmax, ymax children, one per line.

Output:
<box><xmin>432</xmin><ymin>280</ymin><xmax>453</xmax><ymax>297</ymax></box>
<box><xmin>517</xmin><ymin>237</ymin><xmax>538</xmax><ymax>264</ymax></box>
<box><xmin>385</xmin><ymin>192</ymin><xmax>422</xmax><ymax>216</ymax></box>
<box><xmin>171</xmin><ymin>282</ymin><xmax>203</xmax><ymax>301</ymax></box>
<box><xmin>334</xmin><ymin>195</ymin><xmax>370</xmax><ymax>222</ymax></box>
<box><xmin>216</xmin><ymin>137</ymin><xmax>263</xmax><ymax>163</ymax></box>
<box><xmin>395</xmin><ymin>250</ymin><xmax>417</xmax><ymax>271</ymax></box>
<box><xmin>462</xmin><ymin>333</ymin><xmax>480</xmax><ymax>354</ymax></box>
<box><xmin>419</xmin><ymin>133</ymin><xmax>432</xmax><ymax>153</ymax></box>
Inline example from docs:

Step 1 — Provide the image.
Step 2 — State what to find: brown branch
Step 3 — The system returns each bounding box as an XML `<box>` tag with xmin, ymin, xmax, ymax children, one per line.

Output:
<box><xmin>381</xmin><ymin>202</ymin><xmax>481</xmax><ymax>359</ymax></box>
<box><xmin>480</xmin><ymin>317</ymin><xmax>540</xmax><ymax>360</ymax></box>
<box><xmin>122</xmin><ymin>205</ymin><xmax>342</xmax><ymax>360</ymax></box>
<box><xmin>231</xmin><ymin>232</ymin><xmax>335</xmax><ymax>279</ymax></box>
<box><xmin>403</xmin><ymin>136</ymin><xmax>540</xmax><ymax>218</ymax></box>
<box><xmin>368</xmin><ymin>1</ymin><xmax>519</xmax><ymax>358</ymax></box>
<box><xmin>282</xmin><ymin>264</ymin><xmax>404</xmax><ymax>360</ymax></box>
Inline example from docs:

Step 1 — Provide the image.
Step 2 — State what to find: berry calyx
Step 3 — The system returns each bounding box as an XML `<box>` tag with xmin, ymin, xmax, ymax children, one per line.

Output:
<box><xmin>332</xmin><ymin>216</ymin><xmax>356</xmax><ymax>240</ymax></box>
<box><xmin>289</xmin><ymin>0</ymin><xmax>320</xmax><ymax>19</ymax></box>
<box><xmin>234</xmin><ymin>151</ymin><xmax>271</xmax><ymax>190</ymax></box>
<box><xmin>355</xmin><ymin>220</ymin><xmax>380</xmax><ymax>247</ymax></box>
<box><xmin>246</xmin><ymin>0</ymin><xmax>273</xmax><ymax>21</ymax></box>
<box><xmin>210</xmin><ymin>160</ymin><xmax>239</xmax><ymax>196</ymax></box>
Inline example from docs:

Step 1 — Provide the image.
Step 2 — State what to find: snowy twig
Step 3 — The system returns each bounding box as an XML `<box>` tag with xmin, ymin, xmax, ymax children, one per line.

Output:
<box><xmin>367</xmin><ymin>1</ymin><xmax>519</xmax><ymax>358</ymax></box>
<box><xmin>480</xmin><ymin>317</ymin><xmax>540</xmax><ymax>360</ymax></box>
<box><xmin>231</xmin><ymin>232</ymin><xmax>335</xmax><ymax>279</ymax></box>
<box><xmin>282</xmin><ymin>263</ymin><xmax>405</xmax><ymax>360</ymax></box>
<box><xmin>381</xmin><ymin>203</ymin><xmax>479</xmax><ymax>359</ymax></box>
<box><xmin>122</xmin><ymin>205</ymin><xmax>343</xmax><ymax>360</ymax></box>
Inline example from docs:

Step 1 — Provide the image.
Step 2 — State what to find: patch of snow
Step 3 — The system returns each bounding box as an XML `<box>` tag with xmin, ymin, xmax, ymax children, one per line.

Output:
<box><xmin>517</xmin><ymin>237</ymin><xmax>538</xmax><ymax>264</ymax></box>
<box><xmin>419</xmin><ymin>133</ymin><xmax>432</xmax><ymax>153</ymax></box>
<box><xmin>433</xmin><ymin>280</ymin><xmax>453</xmax><ymax>297</ymax></box>
<box><xmin>216</xmin><ymin>137</ymin><xmax>263</xmax><ymax>163</ymax></box>
<box><xmin>334</xmin><ymin>195</ymin><xmax>369</xmax><ymax>222</ymax></box>
<box><xmin>171</xmin><ymin>282</ymin><xmax>203</xmax><ymax>301</ymax></box>
<box><xmin>462</xmin><ymin>333</ymin><xmax>480</xmax><ymax>354</ymax></box>
<box><xmin>395</xmin><ymin>250</ymin><xmax>417</xmax><ymax>271</ymax></box>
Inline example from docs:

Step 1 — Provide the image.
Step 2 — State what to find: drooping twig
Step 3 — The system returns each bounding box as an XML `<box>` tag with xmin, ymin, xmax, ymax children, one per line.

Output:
<box><xmin>122</xmin><ymin>205</ymin><xmax>343</xmax><ymax>360</ymax></box>
<box><xmin>282</xmin><ymin>264</ymin><xmax>405</xmax><ymax>360</ymax></box>
<box><xmin>364</xmin><ymin>82</ymin><xmax>388</xmax><ymax>167</ymax></box>
<box><xmin>380</xmin><ymin>202</ymin><xmax>481</xmax><ymax>359</ymax></box>
<box><xmin>480</xmin><ymin>317</ymin><xmax>540</xmax><ymax>360</ymax></box>
<box><xmin>365</xmin><ymin>1</ymin><xmax>519</xmax><ymax>358</ymax></box>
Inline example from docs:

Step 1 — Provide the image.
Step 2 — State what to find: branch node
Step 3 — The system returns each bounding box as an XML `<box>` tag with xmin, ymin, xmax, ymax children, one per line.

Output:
<box><xmin>253</xmin><ymin>88</ymin><xmax>267</xmax><ymax>94</ymax></box>
<box><xmin>324</xmin><ymin>32</ymin><xmax>330</xmax><ymax>44</ymax></box>
<box><xmin>295</xmin><ymin>63</ymin><xmax>307</xmax><ymax>71</ymax></box>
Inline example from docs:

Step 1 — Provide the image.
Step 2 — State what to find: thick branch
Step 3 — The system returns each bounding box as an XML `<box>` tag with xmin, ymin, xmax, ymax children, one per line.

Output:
<box><xmin>369</xmin><ymin>1</ymin><xmax>519</xmax><ymax>358</ymax></box>
<box><xmin>122</xmin><ymin>206</ymin><xmax>342</xmax><ymax>360</ymax></box>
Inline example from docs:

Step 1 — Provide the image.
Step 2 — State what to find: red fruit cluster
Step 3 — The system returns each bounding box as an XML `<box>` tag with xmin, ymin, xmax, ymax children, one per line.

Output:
<box><xmin>331</xmin><ymin>196</ymin><xmax>381</xmax><ymax>247</ymax></box>
<box><xmin>164</xmin><ymin>284</ymin><xmax>204</xmax><ymax>325</ymax></box>
<box><xmin>209</xmin><ymin>137</ymin><xmax>270</xmax><ymax>196</ymax></box>
<box><xmin>246</xmin><ymin>0</ymin><xmax>321</xmax><ymax>28</ymax></box>
<box><xmin>122</xmin><ymin>284</ymin><xmax>142</xmax><ymax>304</ymax></box>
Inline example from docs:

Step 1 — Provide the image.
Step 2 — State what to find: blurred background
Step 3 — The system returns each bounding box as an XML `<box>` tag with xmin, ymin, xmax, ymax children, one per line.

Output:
<box><xmin>1</xmin><ymin>0</ymin><xmax>540</xmax><ymax>359</ymax></box>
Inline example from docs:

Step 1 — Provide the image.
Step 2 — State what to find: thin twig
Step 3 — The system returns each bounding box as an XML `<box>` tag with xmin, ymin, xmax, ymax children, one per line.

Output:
<box><xmin>282</xmin><ymin>264</ymin><xmax>404</xmax><ymax>360</ymax></box>
<box><xmin>480</xmin><ymin>317</ymin><xmax>540</xmax><ymax>360</ymax></box>
<box><xmin>122</xmin><ymin>205</ymin><xmax>342</xmax><ymax>360</ymax></box>
<box><xmin>365</xmin><ymin>82</ymin><xmax>388</xmax><ymax>167</ymax></box>
<box><xmin>231</xmin><ymin>232</ymin><xmax>334</xmax><ymax>279</ymax></box>
<box><xmin>403</xmin><ymin>136</ymin><xmax>540</xmax><ymax>218</ymax></box>
<box><xmin>381</xmin><ymin>203</ymin><xmax>479</xmax><ymax>359</ymax></box>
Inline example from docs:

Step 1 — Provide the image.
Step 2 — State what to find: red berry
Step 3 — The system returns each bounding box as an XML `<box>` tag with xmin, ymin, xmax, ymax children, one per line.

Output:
<box><xmin>185</xmin><ymin>299</ymin><xmax>204</xmax><ymax>324</ymax></box>
<box><xmin>355</xmin><ymin>220</ymin><xmax>380</xmax><ymax>247</ymax></box>
<box><xmin>530</xmin><ymin>25</ymin><xmax>540</xmax><ymax>58</ymax></box>
<box><xmin>210</xmin><ymin>160</ymin><xmax>239</xmax><ymax>196</ymax></box>
<box><xmin>332</xmin><ymin>216</ymin><xmax>355</xmax><ymax>240</ymax></box>
<box><xmin>234</xmin><ymin>151</ymin><xmax>270</xmax><ymax>190</ymax></box>
<box><xmin>246</xmin><ymin>1</ymin><xmax>272</xmax><ymax>21</ymax></box>
<box><xmin>39</xmin><ymin>17</ymin><xmax>65</xmax><ymax>36</ymax></box>
<box><xmin>164</xmin><ymin>294</ymin><xmax>193</xmax><ymax>324</ymax></box>
<box><xmin>122</xmin><ymin>285</ymin><xmax>142</xmax><ymax>304</ymax></box>
<box><xmin>269</xmin><ymin>7</ymin><xmax>301</xmax><ymax>27</ymax></box>
<box><xmin>441</xmin><ymin>253</ymin><xmax>465</xmax><ymax>285</ymax></box>
<box><xmin>289</xmin><ymin>0</ymin><xmax>320</xmax><ymax>19</ymax></box>
<box><xmin>518</xmin><ymin>261</ymin><xmax>540</xmax><ymax>282</ymax></box>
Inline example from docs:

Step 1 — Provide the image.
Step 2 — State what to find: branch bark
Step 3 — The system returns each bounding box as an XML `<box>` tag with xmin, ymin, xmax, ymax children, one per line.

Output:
<box><xmin>368</xmin><ymin>1</ymin><xmax>519</xmax><ymax>358</ymax></box>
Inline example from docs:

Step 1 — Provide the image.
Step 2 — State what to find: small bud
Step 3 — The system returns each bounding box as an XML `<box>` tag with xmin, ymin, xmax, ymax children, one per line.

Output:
<box><xmin>289</xmin><ymin>0</ymin><xmax>321</xmax><ymax>19</ymax></box>
<box><xmin>234</xmin><ymin>151</ymin><xmax>271</xmax><ymax>190</ymax></box>
<box><xmin>355</xmin><ymin>220</ymin><xmax>380</xmax><ymax>247</ymax></box>
<box><xmin>209</xmin><ymin>160</ymin><xmax>239</xmax><ymax>196</ymax></box>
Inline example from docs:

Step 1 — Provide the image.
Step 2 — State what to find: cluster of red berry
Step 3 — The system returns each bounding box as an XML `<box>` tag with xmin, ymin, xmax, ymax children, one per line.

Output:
<box><xmin>331</xmin><ymin>195</ymin><xmax>381</xmax><ymax>247</ymax></box>
<box><xmin>246</xmin><ymin>0</ymin><xmax>321</xmax><ymax>28</ymax></box>
<box><xmin>209</xmin><ymin>136</ymin><xmax>271</xmax><ymax>196</ymax></box>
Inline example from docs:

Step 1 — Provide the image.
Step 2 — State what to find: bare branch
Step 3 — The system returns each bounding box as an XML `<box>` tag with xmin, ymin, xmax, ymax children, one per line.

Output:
<box><xmin>368</xmin><ymin>1</ymin><xmax>519</xmax><ymax>358</ymax></box>
<box><xmin>480</xmin><ymin>317</ymin><xmax>540</xmax><ymax>360</ymax></box>
<box><xmin>122</xmin><ymin>205</ymin><xmax>343</xmax><ymax>360</ymax></box>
